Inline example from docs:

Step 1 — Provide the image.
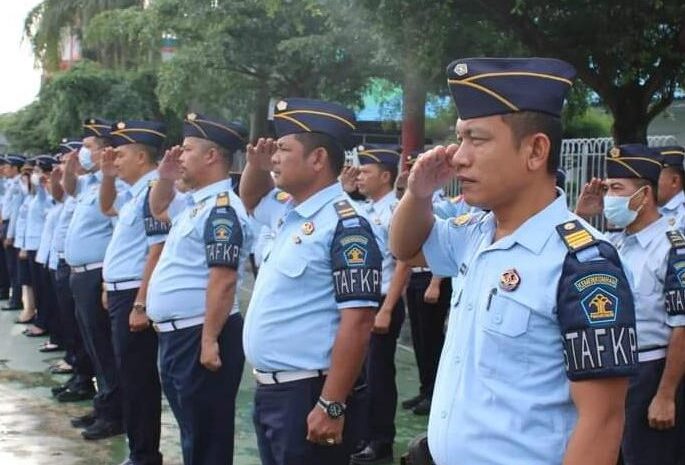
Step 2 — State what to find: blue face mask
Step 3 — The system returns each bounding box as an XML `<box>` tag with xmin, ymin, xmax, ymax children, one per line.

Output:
<box><xmin>78</xmin><ymin>146</ymin><xmax>95</xmax><ymax>171</ymax></box>
<box><xmin>603</xmin><ymin>186</ymin><xmax>646</xmax><ymax>228</ymax></box>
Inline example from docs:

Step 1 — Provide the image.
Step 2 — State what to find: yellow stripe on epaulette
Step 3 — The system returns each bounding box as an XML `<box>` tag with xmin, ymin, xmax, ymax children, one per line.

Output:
<box><xmin>556</xmin><ymin>220</ymin><xmax>598</xmax><ymax>253</ymax></box>
<box><xmin>148</xmin><ymin>179</ymin><xmax>158</xmax><ymax>188</ymax></box>
<box><xmin>334</xmin><ymin>199</ymin><xmax>357</xmax><ymax>219</ymax></box>
<box><xmin>216</xmin><ymin>192</ymin><xmax>230</xmax><ymax>207</ymax></box>
<box><xmin>666</xmin><ymin>230</ymin><xmax>685</xmax><ymax>249</ymax></box>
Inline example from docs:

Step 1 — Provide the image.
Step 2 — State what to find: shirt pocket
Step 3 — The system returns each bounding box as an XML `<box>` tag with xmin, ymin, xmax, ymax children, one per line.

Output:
<box><xmin>119</xmin><ymin>207</ymin><xmax>137</xmax><ymax>226</ymax></box>
<box><xmin>275</xmin><ymin>254</ymin><xmax>307</xmax><ymax>278</ymax></box>
<box><xmin>479</xmin><ymin>292</ymin><xmax>533</xmax><ymax>379</ymax></box>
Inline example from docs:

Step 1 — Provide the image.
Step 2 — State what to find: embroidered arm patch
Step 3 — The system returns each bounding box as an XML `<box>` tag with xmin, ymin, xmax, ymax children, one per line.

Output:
<box><xmin>203</xmin><ymin>194</ymin><xmax>243</xmax><ymax>269</ymax></box>
<box><xmin>143</xmin><ymin>185</ymin><xmax>171</xmax><ymax>236</ymax></box>
<box><xmin>556</xmin><ymin>240</ymin><xmax>638</xmax><ymax>381</ymax></box>
<box><xmin>665</xmin><ymin>230</ymin><xmax>685</xmax><ymax>316</ymax></box>
<box><xmin>330</xmin><ymin>215</ymin><xmax>382</xmax><ymax>303</ymax></box>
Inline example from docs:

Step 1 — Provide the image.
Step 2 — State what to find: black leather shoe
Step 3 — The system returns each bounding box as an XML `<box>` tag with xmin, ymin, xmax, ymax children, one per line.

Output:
<box><xmin>81</xmin><ymin>418</ymin><xmax>123</xmax><ymax>440</ymax></box>
<box><xmin>350</xmin><ymin>442</ymin><xmax>393</xmax><ymax>465</ymax></box>
<box><xmin>71</xmin><ymin>411</ymin><xmax>97</xmax><ymax>428</ymax></box>
<box><xmin>2</xmin><ymin>303</ymin><xmax>22</xmax><ymax>311</ymax></box>
<box><xmin>412</xmin><ymin>397</ymin><xmax>431</xmax><ymax>416</ymax></box>
<box><xmin>51</xmin><ymin>383</ymin><xmax>70</xmax><ymax>397</ymax></box>
<box><xmin>401</xmin><ymin>393</ymin><xmax>425</xmax><ymax>410</ymax></box>
<box><xmin>56</xmin><ymin>387</ymin><xmax>95</xmax><ymax>403</ymax></box>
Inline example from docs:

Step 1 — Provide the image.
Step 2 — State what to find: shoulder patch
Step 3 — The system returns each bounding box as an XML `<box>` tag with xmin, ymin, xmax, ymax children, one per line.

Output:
<box><xmin>334</xmin><ymin>199</ymin><xmax>357</xmax><ymax>219</ymax></box>
<box><xmin>556</xmin><ymin>220</ymin><xmax>598</xmax><ymax>253</ymax></box>
<box><xmin>275</xmin><ymin>191</ymin><xmax>291</xmax><ymax>203</ymax></box>
<box><xmin>666</xmin><ymin>230</ymin><xmax>685</xmax><ymax>249</ymax></box>
<box><xmin>203</xmin><ymin>200</ymin><xmax>243</xmax><ymax>269</ymax></box>
<box><xmin>143</xmin><ymin>185</ymin><xmax>171</xmax><ymax>236</ymax></box>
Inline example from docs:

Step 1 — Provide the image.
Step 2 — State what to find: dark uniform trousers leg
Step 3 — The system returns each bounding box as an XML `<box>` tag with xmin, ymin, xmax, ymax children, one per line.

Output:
<box><xmin>418</xmin><ymin>278</ymin><xmax>450</xmax><ymax>398</ymax></box>
<box><xmin>622</xmin><ymin>358</ymin><xmax>684</xmax><ymax>465</ymax></box>
<box><xmin>405</xmin><ymin>273</ymin><xmax>431</xmax><ymax>396</ymax></box>
<box><xmin>253</xmin><ymin>376</ymin><xmax>367</xmax><ymax>465</ymax></box>
<box><xmin>0</xmin><ymin>223</ymin><xmax>10</xmax><ymax>295</ymax></box>
<box><xmin>39</xmin><ymin>261</ymin><xmax>62</xmax><ymax>346</ymax></box>
<box><xmin>69</xmin><ymin>268</ymin><xmax>121</xmax><ymax>422</ymax></box>
<box><xmin>366</xmin><ymin>297</ymin><xmax>406</xmax><ymax>445</ymax></box>
<box><xmin>108</xmin><ymin>289</ymin><xmax>162</xmax><ymax>465</ymax></box>
<box><xmin>53</xmin><ymin>261</ymin><xmax>93</xmax><ymax>383</ymax></box>
<box><xmin>158</xmin><ymin>313</ymin><xmax>244</xmax><ymax>465</ymax></box>
<box><xmin>6</xmin><ymin>244</ymin><xmax>22</xmax><ymax>306</ymax></box>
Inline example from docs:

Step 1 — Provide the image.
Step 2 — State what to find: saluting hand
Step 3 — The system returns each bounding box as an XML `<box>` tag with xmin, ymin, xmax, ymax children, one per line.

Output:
<box><xmin>64</xmin><ymin>150</ymin><xmax>79</xmax><ymax>173</ymax></box>
<box><xmin>200</xmin><ymin>338</ymin><xmax>222</xmax><ymax>372</ymax></box>
<box><xmin>158</xmin><ymin>146</ymin><xmax>183</xmax><ymax>181</ymax></box>
<box><xmin>246</xmin><ymin>138</ymin><xmax>276</xmax><ymax>172</ymax></box>
<box><xmin>574</xmin><ymin>177</ymin><xmax>605</xmax><ymax>219</ymax></box>
<box><xmin>50</xmin><ymin>166</ymin><xmax>63</xmax><ymax>183</ymax></box>
<box><xmin>407</xmin><ymin>144</ymin><xmax>459</xmax><ymax>200</ymax></box>
<box><xmin>339</xmin><ymin>165</ymin><xmax>360</xmax><ymax>193</ymax></box>
<box><xmin>100</xmin><ymin>147</ymin><xmax>117</xmax><ymax>178</ymax></box>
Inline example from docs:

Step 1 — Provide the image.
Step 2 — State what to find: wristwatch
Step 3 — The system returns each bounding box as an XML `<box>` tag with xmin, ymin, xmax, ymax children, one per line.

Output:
<box><xmin>317</xmin><ymin>396</ymin><xmax>346</xmax><ymax>419</ymax></box>
<box><xmin>132</xmin><ymin>302</ymin><xmax>146</xmax><ymax>313</ymax></box>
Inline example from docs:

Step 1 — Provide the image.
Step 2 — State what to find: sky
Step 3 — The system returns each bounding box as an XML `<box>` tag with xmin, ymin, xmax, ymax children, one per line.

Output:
<box><xmin>0</xmin><ymin>0</ymin><xmax>44</xmax><ymax>114</ymax></box>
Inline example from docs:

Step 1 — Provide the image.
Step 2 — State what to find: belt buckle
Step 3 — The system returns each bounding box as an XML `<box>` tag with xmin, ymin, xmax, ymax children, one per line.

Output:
<box><xmin>152</xmin><ymin>323</ymin><xmax>161</xmax><ymax>333</ymax></box>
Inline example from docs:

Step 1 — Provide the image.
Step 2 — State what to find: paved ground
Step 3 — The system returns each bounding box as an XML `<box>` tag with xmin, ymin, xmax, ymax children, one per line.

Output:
<box><xmin>0</xmin><ymin>282</ymin><xmax>428</xmax><ymax>465</ymax></box>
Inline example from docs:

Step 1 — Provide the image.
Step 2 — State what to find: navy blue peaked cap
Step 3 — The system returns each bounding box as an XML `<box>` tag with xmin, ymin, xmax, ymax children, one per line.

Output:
<box><xmin>273</xmin><ymin>98</ymin><xmax>356</xmax><ymax>149</ymax></box>
<box><xmin>446</xmin><ymin>57</ymin><xmax>576</xmax><ymax>119</ymax></box>
<box><xmin>657</xmin><ymin>145</ymin><xmax>685</xmax><ymax>170</ymax></box>
<box><xmin>58</xmin><ymin>138</ymin><xmax>83</xmax><ymax>155</ymax></box>
<box><xmin>183</xmin><ymin>113</ymin><xmax>247</xmax><ymax>152</ymax></box>
<box><xmin>606</xmin><ymin>144</ymin><xmax>663</xmax><ymax>184</ymax></box>
<box><xmin>4</xmin><ymin>154</ymin><xmax>26</xmax><ymax>167</ymax></box>
<box><xmin>83</xmin><ymin>118</ymin><xmax>112</xmax><ymax>139</ymax></box>
<box><xmin>109</xmin><ymin>120</ymin><xmax>167</xmax><ymax>149</ymax></box>
<box><xmin>357</xmin><ymin>144</ymin><xmax>401</xmax><ymax>168</ymax></box>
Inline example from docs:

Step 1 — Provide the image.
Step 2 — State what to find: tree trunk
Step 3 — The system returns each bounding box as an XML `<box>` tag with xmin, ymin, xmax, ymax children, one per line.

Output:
<box><xmin>401</xmin><ymin>59</ymin><xmax>427</xmax><ymax>171</ymax></box>
<box><xmin>609</xmin><ymin>88</ymin><xmax>650</xmax><ymax>144</ymax></box>
<box><xmin>249</xmin><ymin>79</ymin><xmax>270</xmax><ymax>140</ymax></box>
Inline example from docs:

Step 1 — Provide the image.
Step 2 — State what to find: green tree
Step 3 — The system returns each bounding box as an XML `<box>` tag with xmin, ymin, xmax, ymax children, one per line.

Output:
<box><xmin>466</xmin><ymin>0</ymin><xmax>685</xmax><ymax>143</ymax></box>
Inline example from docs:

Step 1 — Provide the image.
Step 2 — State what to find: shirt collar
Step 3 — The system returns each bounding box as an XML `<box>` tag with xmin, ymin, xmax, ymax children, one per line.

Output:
<box><xmin>191</xmin><ymin>178</ymin><xmax>233</xmax><ymax>204</ymax></box>
<box><xmin>371</xmin><ymin>190</ymin><xmax>396</xmax><ymax>211</ymax></box>
<box><xmin>485</xmin><ymin>192</ymin><xmax>570</xmax><ymax>255</ymax></box>
<box><xmin>293</xmin><ymin>182</ymin><xmax>344</xmax><ymax>219</ymax></box>
<box><xmin>631</xmin><ymin>215</ymin><xmax>668</xmax><ymax>248</ymax></box>
<box><xmin>129</xmin><ymin>170</ymin><xmax>158</xmax><ymax>198</ymax></box>
<box><xmin>661</xmin><ymin>190</ymin><xmax>685</xmax><ymax>212</ymax></box>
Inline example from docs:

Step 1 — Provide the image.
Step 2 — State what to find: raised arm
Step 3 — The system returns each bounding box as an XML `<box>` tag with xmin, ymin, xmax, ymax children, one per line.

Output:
<box><xmin>150</xmin><ymin>146</ymin><xmax>182</xmax><ymax>220</ymax></box>
<box><xmin>390</xmin><ymin>145</ymin><xmax>459</xmax><ymax>261</ymax></box>
<box><xmin>62</xmin><ymin>151</ymin><xmax>79</xmax><ymax>196</ymax></box>
<box><xmin>99</xmin><ymin>147</ymin><xmax>119</xmax><ymax>216</ymax></box>
<box><xmin>239</xmin><ymin>138</ymin><xmax>275</xmax><ymax>212</ymax></box>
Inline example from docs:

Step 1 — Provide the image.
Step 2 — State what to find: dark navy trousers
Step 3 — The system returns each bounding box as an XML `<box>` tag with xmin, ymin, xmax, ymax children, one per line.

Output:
<box><xmin>253</xmin><ymin>376</ymin><xmax>368</xmax><ymax>465</ymax></box>
<box><xmin>70</xmin><ymin>268</ymin><xmax>121</xmax><ymax>422</ymax></box>
<box><xmin>108</xmin><ymin>288</ymin><xmax>162</xmax><ymax>465</ymax></box>
<box><xmin>364</xmin><ymin>297</ymin><xmax>405</xmax><ymax>445</ymax></box>
<box><xmin>621</xmin><ymin>358</ymin><xmax>684</xmax><ymax>465</ymax></box>
<box><xmin>158</xmin><ymin>313</ymin><xmax>244</xmax><ymax>465</ymax></box>
<box><xmin>52</xmin><ymin>260</ymin><xmax>93</xmax><ymax>385</ymax></box>
<box><xmin>5</xmin><ymin>242</ymin><xmax>21</xmax><ymax>307</ymax></box>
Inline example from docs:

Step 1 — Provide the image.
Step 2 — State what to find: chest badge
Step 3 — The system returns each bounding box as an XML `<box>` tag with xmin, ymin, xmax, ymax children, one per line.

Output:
<box><xmin>499</xmin><ymin>268</ymin><xmax>521</xmax><ymax>292</ymax></box>
<box><xmin>302</xmin><ymin>221</ymin><xmax>315</xmax><ymax>235</ymax></box>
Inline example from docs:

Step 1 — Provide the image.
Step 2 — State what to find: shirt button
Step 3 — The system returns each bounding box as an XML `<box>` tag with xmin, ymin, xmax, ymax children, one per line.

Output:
<box><xmin>441</xmin><ymin>411</ymin><xmax>447</xmax><ymax>419</ymax></box>
<box><xmin>466</xmin><ymin>303</ymin><xmax>473</xmax><ymax>311</ymax></box>
<box><xmin>493</xmin><ymin>314</ymin><xmax>502</xmax><ymax>324</ymax></box>
<box><xmin>455</xmin><ymin>355</ymin><xmax>461</xmax><ymax>364</ymax></box>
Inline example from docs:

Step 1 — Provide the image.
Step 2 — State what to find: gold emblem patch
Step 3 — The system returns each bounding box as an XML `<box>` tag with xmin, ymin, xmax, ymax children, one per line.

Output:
<box><xmin>499</xmin><ymin>269</ymin><xmax>521</xmax><ymax>292</ymax></box>
<box><xmin>276</xmin><ymin>100</ymin><xmax>288</xmax><ymax>111</ymax></box>
<box><xmin>117</xmin><ymin>121</ymin><xmax>126</xmax><ymax>130</ymax></box>
<box><xmin>453</xmin><ymin>213</ymin><xmax>471</xmax><ymax>226</ymax></box>
<box><xmin>609</xmin><ymin>147</ymin><xmax>621</xmax><ymax>158</ymax></box>
<box><xmin>275</xmin><ymin>191</ymin><xmax>291</xmax><ymax>203</ymax></box>
<box><xmin>454</xmin><ymin>63</ymin><xmax>468</xmax><ymax>76</ymax></box>
<box><xmin>187</xmin><ymin>112</ymin><xmax>197</xmax><ymax>121</ymax></box>
<box><xmin>302</xmin><ymin>222</ymin><xmax>315</xmax><ymax>235</ymax></box>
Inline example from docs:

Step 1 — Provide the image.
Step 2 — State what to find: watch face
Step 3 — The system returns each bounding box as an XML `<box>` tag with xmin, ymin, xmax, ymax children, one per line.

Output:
<box><xmin>327</xmin><ymin>402</ymin><xmax>344</xmax><ymax>418</ymax></box>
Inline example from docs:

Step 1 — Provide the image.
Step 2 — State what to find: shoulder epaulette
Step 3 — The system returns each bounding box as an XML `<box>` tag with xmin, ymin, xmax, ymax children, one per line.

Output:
<box><xmin>666</xmin><ymin>230</ymin><xmax>685</xmax><ymax>249</ymax></box>
<box><xmin>216</xmin><ymin>192</ymin><xmax>230</xmax><ymax>207</ymax></box>
<box><xmin>148</xmin><ymin>179</ymin><xmax>157</xmax><ymax>188</ymax></box>
<box><xmin>333</xmin><ymin>199</ymin><xmax>357</xmax><ymax>219</ymax></box>
<box><xmin>556</xmin><ymin>220</ymin><xmax>598</xmax><ymax>253</ymax></box>
<box><xmin>450</xmin><ymin>195</ymin><xmax>463</xmax><ymax>204</ymax></box>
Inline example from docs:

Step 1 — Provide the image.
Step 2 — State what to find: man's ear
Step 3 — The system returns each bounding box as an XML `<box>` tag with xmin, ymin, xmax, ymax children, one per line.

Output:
<box><xmin>525</xmin><ymin>132</ymin><xmax>551</xmax><ymax>172</ymax></box>
<box><xmin>308</xmin><ymin>146</ymin><xmax>328</xmax><ymax>173</ymax></box>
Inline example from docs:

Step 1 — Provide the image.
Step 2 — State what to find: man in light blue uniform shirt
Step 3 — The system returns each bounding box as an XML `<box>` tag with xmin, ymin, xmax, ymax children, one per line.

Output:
<box><xmin>656</xmin><ymin>145</ymin><xmax>685</xmax><ymax>230</ymax></box>
<box><xmin>0</xmin><ymin>157</ymin><xmax>10</xmax><ymax>299</ymax></box>
<box><xmin>241</xmin><ymin>98</ymin><xmax>382</xmax><ymax>465</ymax></box>
<box><xmin>49</xmin><ymin>139</ymin><xmax>98</xmax><ymax>405</ymax></box>
<box><xmin>63</xmin><ymin>117</ymin><xmax>124</xmax><ymax>440</ymax></box>
<box><xmin>344</xmin><ymin>144</ymin><xmax>409</xmax><ymax>465</ymax></box>
<box><xmin>576</xmin><ymin>144</ymin><xmax>685</xmax><ymax>465</ymax></box>
<box><xmin>3</xmin><ymin>154</ymin><xmax>27</xmax><ymax>310</ymax></box>
<box><xmin>391</xmin><ymin>58</ymin><xmax>638</xmax><ymax>465</ymax></box>
<box><xmin>101</xmin><ymin>120</ymin><xmax>169</xmax><ymax>465</ymax></box>
<box><xmin>147</xmin><ymin>113</ymin><xmax>250</xmax><ymax>465</ymax></box>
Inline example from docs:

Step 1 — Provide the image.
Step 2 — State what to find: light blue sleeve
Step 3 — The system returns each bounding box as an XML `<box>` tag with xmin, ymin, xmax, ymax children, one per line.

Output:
<box><xmin>422</xmin><ymin>217</ymin><xmax>469</xmax><ymax>277</ymax></box>
<box><xmin>253</xmin><ymin>188</ymin><xmax>289</xmax><ymax>229</ymax></box>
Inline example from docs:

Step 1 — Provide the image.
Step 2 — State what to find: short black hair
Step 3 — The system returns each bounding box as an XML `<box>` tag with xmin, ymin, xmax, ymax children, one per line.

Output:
<box><xmin>293</xmin><ymin>132</ymin><xmax>345</xmax><ymax>175</ymax></box>
<box><xmin>380</xmin><ymin>164</ymin><xmax>398</xmax><ymax>188</ymax></box>
<box><xmin>93</xmin><ymin>136</ymin><xmax>110</xmax><ymax>149</ymax></box>
<box><xmin>199</xmin><ymin>139</ymin><xmax>234</xmax><ymax>170</ymax></box>
<box><xmin>131</xmin><ymin>143</ymin><xmax>161</xmax><ymax>164</ymax></box>
<box><xmin>663</xmin><ymin>166</ymin><xmax>685</xmax><ymax>190</ymax></box>
<box><xmin>500</xmin><ymin>111</ymin><xmax>562</xmax><ymax>174</ymax></box>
